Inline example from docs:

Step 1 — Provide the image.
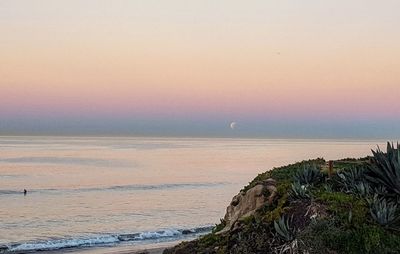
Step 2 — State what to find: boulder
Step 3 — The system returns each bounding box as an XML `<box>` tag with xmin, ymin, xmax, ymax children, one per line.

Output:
<box><xmin>217</xmin><ymin>178</ymin><xmax>277</xmax><ymax>234</ymax></box>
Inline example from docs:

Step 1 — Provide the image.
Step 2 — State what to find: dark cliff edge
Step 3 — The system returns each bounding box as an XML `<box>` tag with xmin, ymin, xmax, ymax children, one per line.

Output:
<box><xmin>164</xmin><ymin>142</ymin><xmax>400</xmax><ymax>254</ymax></box>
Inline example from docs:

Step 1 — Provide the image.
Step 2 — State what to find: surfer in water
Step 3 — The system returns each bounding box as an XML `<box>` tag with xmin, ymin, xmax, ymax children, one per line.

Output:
<box><xmin>23</xmin><ymin>189</ymin><xmax>27</xmax><ymax>195</ymax></box>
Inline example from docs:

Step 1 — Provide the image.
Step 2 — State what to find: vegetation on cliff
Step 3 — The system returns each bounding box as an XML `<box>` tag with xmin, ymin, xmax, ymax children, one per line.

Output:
<box><xmin>164</xmin><ymin>143</ymin><xmax>400</xmax><ymax>254</ymax></box>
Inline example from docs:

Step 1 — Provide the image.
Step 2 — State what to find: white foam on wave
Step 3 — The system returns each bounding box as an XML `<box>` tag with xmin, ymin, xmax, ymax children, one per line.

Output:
<box><xmin>7</xmin><ymin>226</ymin><xmax>213</xmax><ymax>252</ymax></box>
<box><xmin>9</xmin><ymin>235</ymin><xmax>119</xmax><ymax>252</ymax></box>
<box><xmin>131</xmin><ymin>229</ymin><xmax>181</xmax><ymax>240</ymax></box>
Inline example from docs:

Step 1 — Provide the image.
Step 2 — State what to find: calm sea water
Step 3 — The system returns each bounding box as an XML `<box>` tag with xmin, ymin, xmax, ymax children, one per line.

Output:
<box><xmin>0</xmin><ymin>136</ymin><xmax>386</xmax><ymax>253</ymax></box>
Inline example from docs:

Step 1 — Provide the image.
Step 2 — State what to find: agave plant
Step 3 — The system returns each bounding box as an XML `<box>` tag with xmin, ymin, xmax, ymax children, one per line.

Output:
<box><xmin>352</xmin><ymin>181</ymin><xmax>371</xmax><ymax>197</ymax></box>
<box><xmin>274</xmin><ymin>215</ymin><xmax>296</xmax><ymax>242</ymax></box>
<box><xmin>289</xmin><ymin>182</ymin><xmax>310</xmax><ymax>200</ymax></box>
<box><xmin>365</xmin><ymin>142</ymin><xmax>400</xmax><ymax>196</ymax></box>
<box><xmin>293</xmin><ymin>164</ymin><xmax>323</xmax><ymax>185</ymax></box>
<box><xmin>337</xmin><ymin>166</ymin><xmax>365</xmax><ymax>191</ymax></box>
<box><xmin>368</xmin><ymin>195</ymin><xmax>398</xmax><ymax>226</ymax></box>
<box><xmin>373</xmin><ymin>186</ymin><xmax>388</xmax><ymax>197</ymax></box>
<box><xmin>322</xmin><ymin>183</ymin><xmax>333</xmax><ymax>193</ymax></box>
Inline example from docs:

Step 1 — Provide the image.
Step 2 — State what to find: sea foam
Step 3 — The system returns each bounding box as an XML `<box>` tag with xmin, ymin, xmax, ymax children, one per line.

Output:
<box><xmin>5</xmin><ymin>226</ymin><xmax>213</xmax><ymax>253</ymax></box>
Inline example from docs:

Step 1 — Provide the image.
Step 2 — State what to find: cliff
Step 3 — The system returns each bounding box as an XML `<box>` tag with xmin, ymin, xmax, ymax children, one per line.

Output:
<box><xmin>164</xmin><ymin>143</ymin><xmax>400</xmax><ymax>254</ymax></box>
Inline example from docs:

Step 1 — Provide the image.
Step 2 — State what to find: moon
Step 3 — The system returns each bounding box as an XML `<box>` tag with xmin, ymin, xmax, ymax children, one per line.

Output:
<box><xmin>230</xmin><ymin>122</ymin><xmax>237</xmax><ymax>130</ymax></box>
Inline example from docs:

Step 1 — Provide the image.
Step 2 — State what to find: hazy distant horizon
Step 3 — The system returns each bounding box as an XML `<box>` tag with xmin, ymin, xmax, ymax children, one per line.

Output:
<box><xmin>1</xmin><ymin>117</ymin><xmax>399</xmax><ymax>139</ymax></box>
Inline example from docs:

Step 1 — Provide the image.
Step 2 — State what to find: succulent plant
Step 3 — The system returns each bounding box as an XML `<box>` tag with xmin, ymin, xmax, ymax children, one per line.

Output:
<box><xmin>293</xmin><ymin>164</ymin><xmax>324</xmax><ymax>185</ymax></box>
<box><xmin>373</xmin><ymin>185</ymin><xmax>388</xmax><ymax>196</ymax></box>
<box><xmin>289</xmin><ymin>182</ymin><xmax>311</xmax><ymax>200</ymax></box>
<box><xmin>322</xmin><ymin>183</ymin><xmax>333</xmax><ymax>193</ymax></box>
<box><xmin>368</xmin><ymin>195</ymin><xmax>398</xmax><ymax>226</ymax></box>
<box><xmin>366</xmin><ymin>142</ymin><xmax>400</xmax><ymax>196</ymax></box>
<box><xmin>274</xmin><ymin>215</ymin><xmax>296</xmax><ymax>242</ymax></box>
<box><xmin>337</xmin><ymin>166</ymin><xmax>366</xmax><ymax>191</ymax></box>
<box><xmin>352</xmin><ymin>181</ymin><xmax>371</xmax><ymax>197</ymax></box>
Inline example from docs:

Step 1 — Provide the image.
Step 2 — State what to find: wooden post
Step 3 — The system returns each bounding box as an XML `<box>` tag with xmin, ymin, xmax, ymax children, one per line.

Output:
<box><xmin>328</xmin><ymin>160</ymin><xmax>333</xmax><ymax>178</ymax></box>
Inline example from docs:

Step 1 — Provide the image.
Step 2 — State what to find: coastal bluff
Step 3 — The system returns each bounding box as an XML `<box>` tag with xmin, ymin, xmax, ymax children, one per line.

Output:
<box><xmin>217</xmin><ymin>178</ymin><xmax>277</xmax><ymax>235</ymax></box>
<box><xmin>164</xmin><ymin>143</ymin><xmax>400</xmax><ymax>254</ymax></box>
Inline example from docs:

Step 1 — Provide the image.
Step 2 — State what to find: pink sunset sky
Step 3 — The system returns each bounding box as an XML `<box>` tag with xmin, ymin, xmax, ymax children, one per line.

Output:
<box><xmin>0</xmin><ymin>1</ymin><xmax>399</xmax><ymax>137</ymax></box>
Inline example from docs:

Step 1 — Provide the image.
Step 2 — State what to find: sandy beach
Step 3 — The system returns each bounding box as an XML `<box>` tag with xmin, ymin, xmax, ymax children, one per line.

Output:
<box><xmin>62</xmin><ymin>241</ymin><xmax>177</xmax><ymax>254</ymax></box>
<box><xmin>119</xmin><ymin>247</ymin><xmax>165</xmax><ymax>254</ymax></box>
<box><xmin>105</xmin><ymin>246</ymin><xmax>165</xmax><ymax>254</ymax></box>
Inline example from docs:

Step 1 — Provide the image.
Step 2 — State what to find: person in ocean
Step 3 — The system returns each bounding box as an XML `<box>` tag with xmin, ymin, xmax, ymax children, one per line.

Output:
<box><xmin>23</xmin><ymin>189</ymin><xmax>27</xmax><ymax>195</ymax></box>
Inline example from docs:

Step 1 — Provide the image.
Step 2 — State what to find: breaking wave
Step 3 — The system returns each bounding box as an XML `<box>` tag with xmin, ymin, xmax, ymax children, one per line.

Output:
<box><xmin>3</xmin><ymin>226</ymin><xmax>213</xmax><ymax>253</ymax></box>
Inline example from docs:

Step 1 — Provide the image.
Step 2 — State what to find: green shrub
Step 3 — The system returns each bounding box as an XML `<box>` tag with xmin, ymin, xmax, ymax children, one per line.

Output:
<box><xmin>212</xmin><ymin>219</ymin><xmax>226</xmax><ymax>233</ymax></box>
<box><xmin>264</xmin><ymin>192</ymin><xmax>289</xmax><ymax>223</ymax></box>
<box><xmin>316</xmin><ymin>192</ymin><xmax>368</xmax><ymax>225</ymax></box>
<box><xmin>298</xmin><ymin>220</ymin><xmax>400</xmax><ymax>254</ymax></box>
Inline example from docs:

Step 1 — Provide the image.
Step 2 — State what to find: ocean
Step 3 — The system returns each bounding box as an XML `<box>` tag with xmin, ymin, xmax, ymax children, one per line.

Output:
<box><xmin>0</xmin><ymin>136</ymin><xmax>386</xmax><ymax>253</ymax></box>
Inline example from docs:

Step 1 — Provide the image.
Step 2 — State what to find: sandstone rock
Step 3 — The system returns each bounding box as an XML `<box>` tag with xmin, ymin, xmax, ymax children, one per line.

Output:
<box><xmin>264</xmin><ymin>178</ymin><xmax>278</xmax><ymax>204</ymax></box>
<box><xmin>216</xmin><ymin>178</ymin><xmax>277</xmax><ymax>234</ymax></box>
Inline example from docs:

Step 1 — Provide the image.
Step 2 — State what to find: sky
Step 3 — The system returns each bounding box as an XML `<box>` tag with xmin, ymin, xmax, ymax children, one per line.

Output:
<box><xmin>0</xmin><ymin>0</ymin><xmax>399</xmax><ymax>138</ymax></box>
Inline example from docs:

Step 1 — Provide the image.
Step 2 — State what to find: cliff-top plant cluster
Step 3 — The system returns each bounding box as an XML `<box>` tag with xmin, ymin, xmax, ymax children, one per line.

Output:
<box><xmin>165</xmin><ymin>143</ymin><xmax>400</xmax><ymax>254</ymax></box>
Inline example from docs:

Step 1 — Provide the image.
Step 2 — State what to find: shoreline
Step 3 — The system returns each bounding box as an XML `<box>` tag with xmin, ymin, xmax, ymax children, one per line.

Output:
<box><xmin>67</xmin><ymin>242</ymin><xmax>178</xmax><ymax>254</ymax></box>
<box><xmin>113</xmin><ymin>247</ymin><xmax>166</xmax><ymax>254</ymax></box>
<box><xmin>27</xmin><ymin>244</ymin><xmax>171</xmax><ymax>254</ymax></box>
<box><xmin>3</xmin><ymin>227</ymin><xmax>211</xmax><ymax>254</ymax></box>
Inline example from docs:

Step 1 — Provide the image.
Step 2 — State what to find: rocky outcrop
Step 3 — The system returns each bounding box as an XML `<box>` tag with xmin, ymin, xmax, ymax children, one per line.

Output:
<box><xmin>217</xmin><ymin>178</ymin><xmax>277</xmax><ymax>234</ymax></box>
